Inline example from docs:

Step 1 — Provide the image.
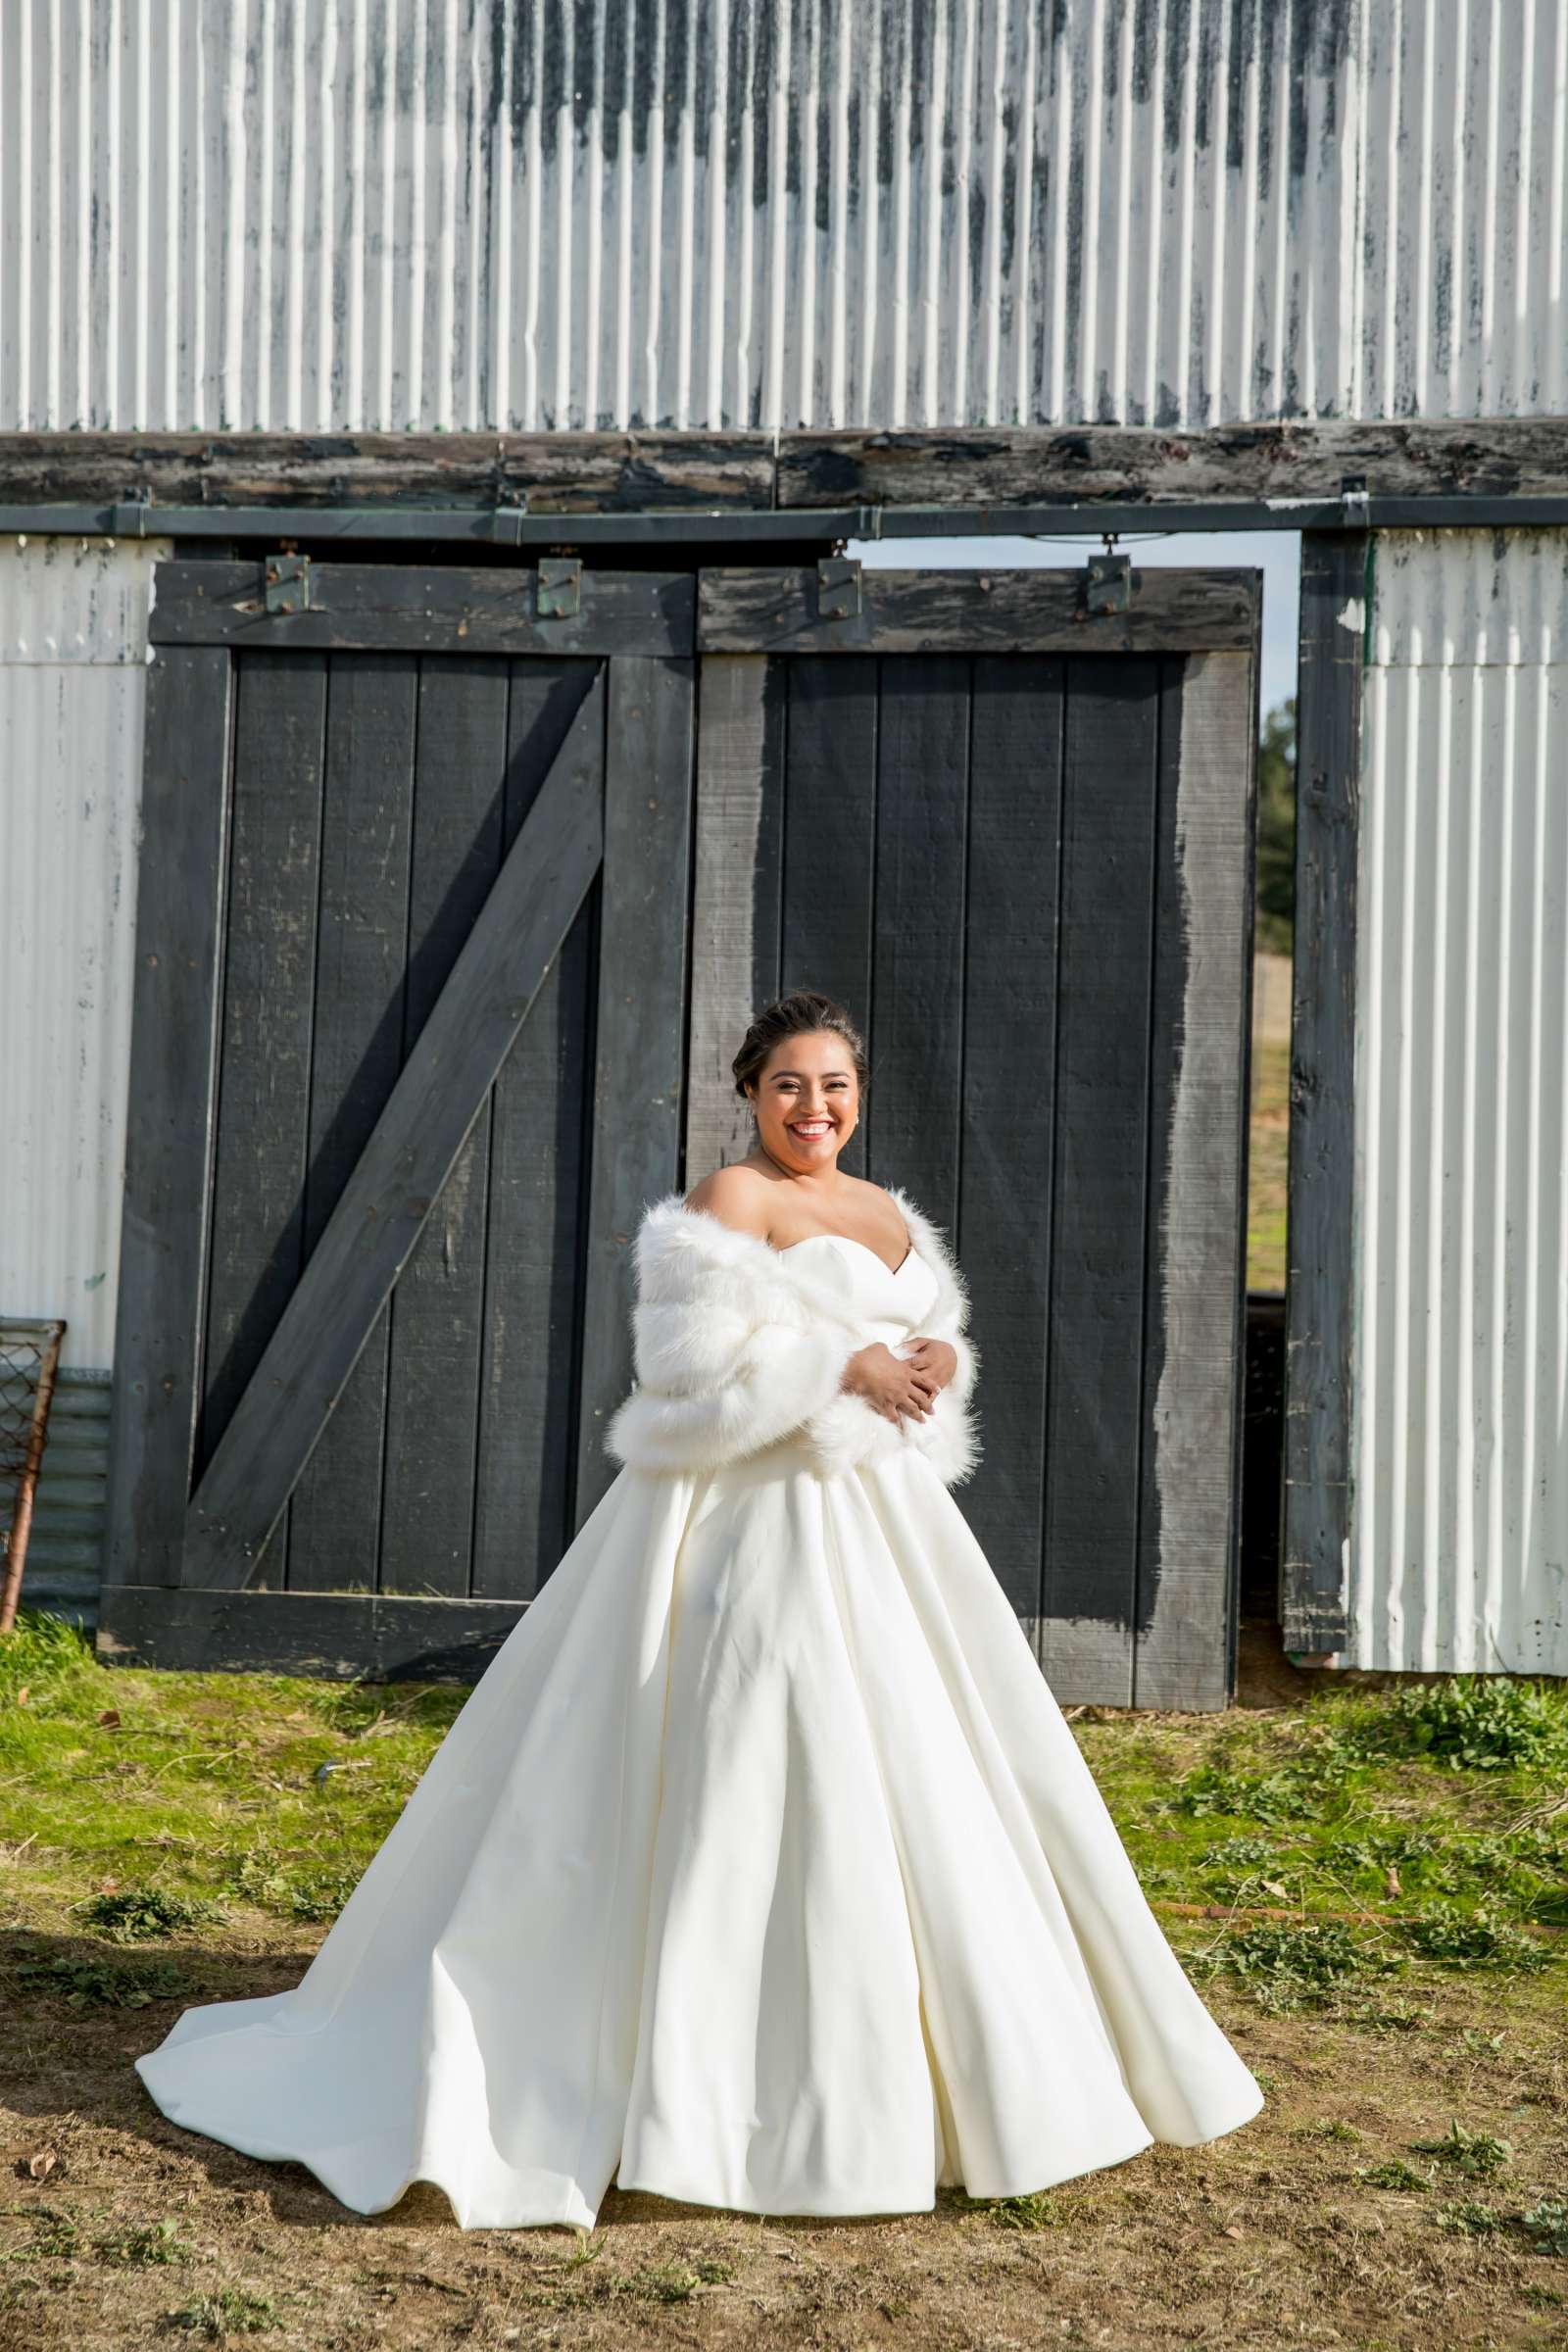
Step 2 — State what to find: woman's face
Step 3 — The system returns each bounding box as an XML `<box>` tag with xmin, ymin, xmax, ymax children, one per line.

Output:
<box><xmin>748</xmin><ymin>1029</ymin><xmax>860</xmax><ymax>1172</ymax></box>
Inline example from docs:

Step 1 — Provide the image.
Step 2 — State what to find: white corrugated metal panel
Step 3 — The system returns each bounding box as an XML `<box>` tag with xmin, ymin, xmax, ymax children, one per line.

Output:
<box><xmin>1352</xmin><ymin>528</ymin><xmax>1568</xmax><ymax>1677</ymax></box>
<box><xmin>0</xmin><ymin>536</ymin><xmax>169</xmax><ymax>1374</ymax></box>
<box><xmin>0</xmin><ymin>530</ymin><xmax>167</xmax><ymax>659</ymax></box>
<box><xmin>1</xmin><ymin>0</ymin><xmax>1562</xmax><ymax>433</ymax></box>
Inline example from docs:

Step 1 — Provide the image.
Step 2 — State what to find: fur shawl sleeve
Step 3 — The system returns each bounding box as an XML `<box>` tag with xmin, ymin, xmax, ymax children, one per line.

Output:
<box><xmin>604</xmin><ymin>1185</ymin><xmax>980</xmax><ymax>1488</ymax></box>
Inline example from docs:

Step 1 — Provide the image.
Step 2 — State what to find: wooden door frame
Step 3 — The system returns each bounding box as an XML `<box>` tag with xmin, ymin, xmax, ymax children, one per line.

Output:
<box><xmin>1281</xmin><ymin>532</ymin><xmax>1367</xmax><ymax>1656</ymax></box>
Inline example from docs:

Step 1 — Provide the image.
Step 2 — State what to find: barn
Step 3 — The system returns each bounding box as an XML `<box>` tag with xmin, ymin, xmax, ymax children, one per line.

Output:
<box><xmin>2</xmin><ymin>0</ymin><xmax>1564</xmax><ymax>1705</ymax></box>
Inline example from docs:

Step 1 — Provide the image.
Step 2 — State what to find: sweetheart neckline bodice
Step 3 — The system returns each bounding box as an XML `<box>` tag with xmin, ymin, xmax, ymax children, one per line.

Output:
<box><xmin>775</xmin><ymin>1234</ymin><xmax>918</xmax><ymax>1281</ymax></box>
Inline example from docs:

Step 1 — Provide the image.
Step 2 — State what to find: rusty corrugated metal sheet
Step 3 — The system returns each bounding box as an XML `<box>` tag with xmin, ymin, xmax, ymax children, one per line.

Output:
<box><xmin>1</xmin><ymin>0</ymin><xmax>1562</xmax><ymax>433</ymax></box>
<box><xmin>1352</xmin><ymin>528</ymin><xmax>1568</xmax><ymax>1677</ymax></box>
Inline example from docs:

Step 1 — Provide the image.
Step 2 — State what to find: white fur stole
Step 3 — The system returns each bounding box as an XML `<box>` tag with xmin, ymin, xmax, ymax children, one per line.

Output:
<box><xmin>604</xmin><ymin>1185</ymin><xmax>980</xmax><ymax>1488</ymax></box>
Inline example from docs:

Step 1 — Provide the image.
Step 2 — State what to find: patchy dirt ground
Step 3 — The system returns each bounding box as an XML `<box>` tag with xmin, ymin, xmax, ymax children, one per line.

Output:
<box><xmin>3</xmin><ymin>1881</ymin><xmax>1564</xmax><ymax>2349</ymax></box>
<box><xmin>2</xmin><ymin>1615</ymin><xmax>1565</xmax><ymax>2349</ymax></box>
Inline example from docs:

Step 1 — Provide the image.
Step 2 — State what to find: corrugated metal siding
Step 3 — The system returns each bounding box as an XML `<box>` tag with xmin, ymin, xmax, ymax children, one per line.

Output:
<box><xmin>2</xmin><ymin>0</ymin><xmax>1562</xmax><ymax>433</ymax></box>
<box><xmin>0</xmin><ymin>537</ymin><xmax>167</xmax><ymax>1379</ymax></box>
<box><xmin>18</xmin><ymin>1369</ymin><xmax>112</xmax><ymax>1629</ymax></box>
<box><xmin>1352</xmin><ymin>528</ymin><xmax>1568</xmax><ymax>1676</ymax></box>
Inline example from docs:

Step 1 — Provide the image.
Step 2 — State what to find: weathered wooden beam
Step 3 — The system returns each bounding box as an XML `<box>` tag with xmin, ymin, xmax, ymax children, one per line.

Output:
<box><xmin>0</xmin><ymin>431</ymin><xmax>775</xmax><ymax>511</ymax></box>
<box><xmin>1134</xmin><ymin>651</ymin><xmax>1257</xmax><ymax>1711</ymax></box>
<box><xmin>698</xmin><ymin>566</ymin><xmax>1260</xmax><ymax>654</ymax></box>
<box><xmin>777</xmin><ymin>419</ymin><xmax>1568</xmax><ymax>509</ymax></box>
<box><xmin>6</xmin><ymin>419</ymin><xmax>1567</xmax><ymax>525</ymax></box>
<box><xmin>149</xmin><ymin>560</ymin><xmax>697</xmax><ymax>657</ymax></box>
<box><xmin>1282</xmin><ymin>534</ymin><xmax>1366</xmax><ymax>1656</ymax></box>
<box><xmin>96</xmin><ymin>1584</ymin><xmax>526</xmax><ymax>1682</ymax></box>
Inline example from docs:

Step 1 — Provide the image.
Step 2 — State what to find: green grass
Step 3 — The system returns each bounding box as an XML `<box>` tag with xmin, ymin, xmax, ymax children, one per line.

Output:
<box><xmin>1408</xmin><ymin>2119</ymin><xmax>1513</xmax><ymax>2179</ymax></box>
<box><xmin>1520</xmin><ymin>2198</ymin><xmax>1568</xmax><ymax>2256</ymax></box>
<box><xmin>1247</xmin><ymin>1031</ymin><xmax>1291</xmax><ymax>1293</ymax></box>
<box><xmin>164</xmin><ymin>2284</ymin><xmax>279</xmax><ymax>2338</ymax></box>
<box><xmin>2</xmin><ymin>1607</ymin><xmax>1565</xmax><ymax>2034</ymax></box>
<box><xmin>958</xmin><ymin>2189</ymin><xmax>1064</xmax><ymax>2230</ymax></box>
<box><xmin>1062</xmin><ymin>1675</ymin><xmax>1568</xmax><ymax>2018</ymax></box>
<box><xmin>92</xmin><ymin>2218</ymin><xmax>193</xmax><ymax>2267</ymax></box>
<box><xmin>0</xmin><ymin>1607</ymin><xmax>466</xmax><ymax>1934</ymax></box>
<box><xmin>80</xmin><ymin>1886</ymin><xmax>222</xmax><ymax>1941</ymax></box>
<box><xmin>0</xmin><ymin>1610</ymin><xmax>1563</xmax><ymax>2352</ymax></box>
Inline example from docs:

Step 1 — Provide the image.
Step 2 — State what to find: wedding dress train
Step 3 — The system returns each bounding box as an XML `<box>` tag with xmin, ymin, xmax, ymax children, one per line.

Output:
<box><xmin>134</xmin><ymin>1212</ymin><xmax>1264</xmax><ymax>2229</ymax></box>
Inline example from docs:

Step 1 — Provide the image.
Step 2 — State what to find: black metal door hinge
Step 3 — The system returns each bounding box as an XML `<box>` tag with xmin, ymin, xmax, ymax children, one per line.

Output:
<box><xmin>1083</xmin><ymin>551</ymin><xmax>1132</xmax><ymax>615</ymax></box>
<box><xmin>817</xmin><ymin>556</ymin><xmax>861</xmax><ymax>620</ymax></box>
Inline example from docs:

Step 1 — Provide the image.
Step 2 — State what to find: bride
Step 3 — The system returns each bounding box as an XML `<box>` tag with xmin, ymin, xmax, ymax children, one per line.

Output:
<box><xmin>134</xmin><ymin>990</ymin><xmax>1264</xmax><ymax>2229</ymax></box>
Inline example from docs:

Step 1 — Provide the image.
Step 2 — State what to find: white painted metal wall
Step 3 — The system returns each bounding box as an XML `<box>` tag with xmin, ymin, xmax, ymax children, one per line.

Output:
<box><xmin>2</xmin><ymin>0</ymin><xmax>1563</xmax><ymax>433</ymax></box>
<box><xmin>0</xmin><ymin>535</ymin><xmax>166</xmax><ymax>1624</ymax></box>
<box><xmin>1353</xmin><ymin>529</ymin><xmax>1568</xmax><ymax>1676</ymax></box>
<box><xmin>0</xmin><ymin>535</ymin><xmax>167</xmax><ymax>1374</ymax></box>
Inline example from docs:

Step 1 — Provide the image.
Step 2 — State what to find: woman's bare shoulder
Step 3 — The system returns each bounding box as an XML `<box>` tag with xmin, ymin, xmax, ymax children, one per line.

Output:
<box><xmin>842</xmin><ymin>1173</ymin><xmax>902</xmax><ymax>1210</ymax></box>
<box><xmin>683</xmin><ymin>1161</ymin><xmax>774</xmax><ymax>1240</ymax></box>
<box><xmin>841</xmin><ymin>1173</ymin><xmax>911</xmax><ymax>1244</ymax></box>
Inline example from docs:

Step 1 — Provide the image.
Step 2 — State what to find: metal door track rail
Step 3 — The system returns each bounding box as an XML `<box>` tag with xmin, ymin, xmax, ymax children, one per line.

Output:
<box><xmin>4</xmin><ymin>492</ymin><xmax>1568</xmax><ymax>544</ymax></box>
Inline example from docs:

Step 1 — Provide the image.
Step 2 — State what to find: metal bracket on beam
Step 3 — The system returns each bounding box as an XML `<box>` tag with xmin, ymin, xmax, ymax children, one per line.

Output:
<box><xmin>536</xmin><ymin>555</ymin><xmax>582</xmax><ymax>617</ymax></box>
<box><xmin>817</xmin><ymin>556</ymin><xmax>861</xmax><ymax>619</ymax></box>
<box><xmin>109</xmin><ymin>492</ymin><xmax>153</xmax><ymax>538</ymax></box>
<box><xmin>1083</xmin><ymin>551</ymin><xmax>1132</xmax><ymax>615</ymax></box>
<box><xmin>489</xmin><ymin>501</ymin><xmax>529</xmax><ymax>546</ymax></box>
<box><xmin>263</xmin><ymin>553</ymin><xmax>312</xmax><ymax>615</ymax></box>
<box><xmin>1340</xmin><ymin>476</ymin><xmax>1371</xmax><ymax>526</ymax></box>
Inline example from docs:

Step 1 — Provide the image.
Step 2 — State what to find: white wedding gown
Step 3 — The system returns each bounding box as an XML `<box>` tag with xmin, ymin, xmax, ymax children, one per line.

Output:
<box><xmin>135</xmin><ymin>1236</ymin><xmax>1263</xmax><ymax>2228</ymax></box>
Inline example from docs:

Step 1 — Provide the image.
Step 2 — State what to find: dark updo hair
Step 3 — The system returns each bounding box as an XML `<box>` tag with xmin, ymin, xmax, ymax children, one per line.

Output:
<box><xmin>731</xmin><ymin>991</ymin><xmax>870</xmax><ymax>1102</ymax></box>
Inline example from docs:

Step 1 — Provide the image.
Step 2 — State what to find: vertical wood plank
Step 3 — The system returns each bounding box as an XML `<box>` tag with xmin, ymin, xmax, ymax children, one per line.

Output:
<box><xmin>957</xmin><ymin>656</ymin><xmax>1065</xmax><ymax>1628</ymax></box>
<box><xmin>1134</xmin><ymin>660</ymin><xmax>1189</xmax><ymax>1686</ymax></box>
<box><xmin>471</xmin><ymin>662</ymin><xmax>602</xmax><ymax>1601</ymax></box>
<box><xmin>380</xmin><ymin>658</ymin><xmax>512</xmax><ymax>1596</ymax></box>
<box><xmin>574</xmin><ymin>656</ymin><xmax>696</xmax><ymax>1527</ymax></box>
<box><xmin>684</xmin><ymin>655</ymin><xmax>787</xmax><ymax>1184</ymax></box>
<box><xmin>287</xmin><ymin>656</ymin><xmax>417</xmax><ymax>1594</ymax></box>
<box><xmin>780</xmin><ymin>656</ymin><xmax>879</xmax><ymax>1178</ymax></box>
<box><xmin>1039</xmin><ymin>656</ymin><xmax>1161</xmax><ymax>1703</ymax></box>
<box><xmin>196</xmin><ymin>654</ymin><xmax>328</xmax><ymax>1590</ymax></box>
<box><xmin>1136</xmin><ymin>652</ymin><xmax>1256</xmax><ymax>1708</ymax></box>
<box><xmin>103</xmin><ymin>646</ymin><xmax>233</xmax><ymax>1594</ymax></box>
<box><xmin>867</xmin><ymin>656</ymin><xmax>970</xmax><ymax>1221</ymax></box>
<box><xmin>749</xmin><ymin>663</ymin><xmax>788</xmax><ymax>1011</ymax></box>
<box><xmin>1283</xmin><ymin>534</ymin><xmax>1365</xmax><ymax>1652</ymax></box>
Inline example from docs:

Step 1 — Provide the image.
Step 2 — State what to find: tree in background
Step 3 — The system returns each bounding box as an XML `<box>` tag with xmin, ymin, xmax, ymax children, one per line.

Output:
<box><xmin>1254</xmin><ymin>699</ymin><xmax>1296</xmax><ymax>956</ymax></box>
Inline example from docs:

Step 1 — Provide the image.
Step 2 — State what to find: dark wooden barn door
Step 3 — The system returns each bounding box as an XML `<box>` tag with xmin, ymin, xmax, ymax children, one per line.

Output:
<box><xmin>101</xmin><ymin>564</ymin><xmax>695</xmax><ymax>1680</ymax></box>
<box><xmin>103</xmin><ymin>557</ymin><xmax>1258</xmax><ymax>1709</ymax></box>
<box><xmin>687</xmin><ymin>566</ymin><xmax>1261</xmax><ymax>1708</ymax></box>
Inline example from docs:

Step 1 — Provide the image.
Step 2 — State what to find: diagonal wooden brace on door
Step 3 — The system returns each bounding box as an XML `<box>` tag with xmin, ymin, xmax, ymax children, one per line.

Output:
<box><xmin>181</xmin><ymin>663</ymin><xmax>608</xmax><ymax>1590</ymax></box>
